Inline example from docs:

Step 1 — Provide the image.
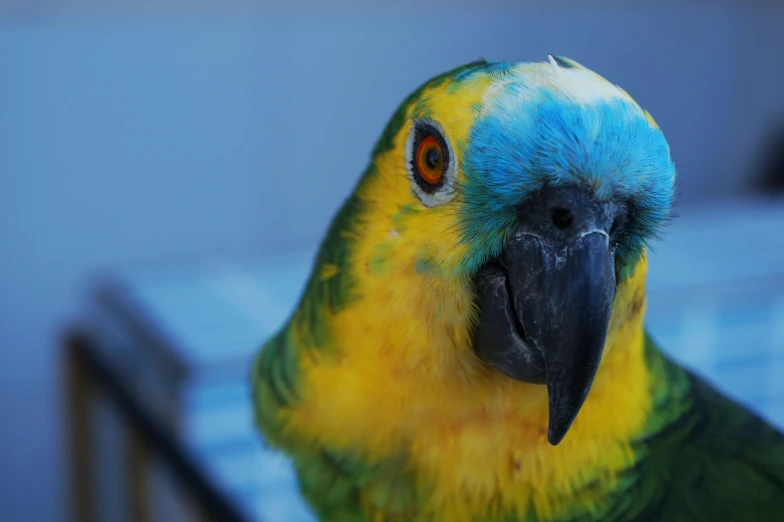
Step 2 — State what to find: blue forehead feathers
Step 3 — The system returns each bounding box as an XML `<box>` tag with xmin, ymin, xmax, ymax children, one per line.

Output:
<box><xmin>457</xmin><ymin>82</ymin><xmax>676</xmax><ymax>274</ymax></box>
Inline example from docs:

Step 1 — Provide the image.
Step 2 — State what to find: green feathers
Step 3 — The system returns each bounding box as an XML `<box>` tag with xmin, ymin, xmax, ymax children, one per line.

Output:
<box><xmin>604</xmin><ymin>335</ymin><xmax>784</xmax><ymax>522</ymax></box>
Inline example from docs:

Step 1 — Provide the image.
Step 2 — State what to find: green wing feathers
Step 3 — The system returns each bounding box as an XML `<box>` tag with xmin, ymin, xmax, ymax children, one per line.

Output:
<box><xmin>615</xmin><ymin>335</ymin><xmax>784</xmax><ymax>521</ymax></box>
<box><xmin>252</xmin><ymin>329</ymin><xmax>302</xmax><ymax>448</ymax></box>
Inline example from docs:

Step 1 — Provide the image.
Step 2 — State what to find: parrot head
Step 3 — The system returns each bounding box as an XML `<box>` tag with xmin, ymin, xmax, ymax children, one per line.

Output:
<box><xmin>305</xmin><ymin>56</ymin><xmax>676</xmax><ymax>446</ymax></box>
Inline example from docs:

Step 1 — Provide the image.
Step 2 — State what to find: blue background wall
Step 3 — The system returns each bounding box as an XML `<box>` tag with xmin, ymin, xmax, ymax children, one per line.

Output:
<box><xmin>1</xmin><ymin>3</ymin><xmax>783</xmax><ymax>520</ymax></box>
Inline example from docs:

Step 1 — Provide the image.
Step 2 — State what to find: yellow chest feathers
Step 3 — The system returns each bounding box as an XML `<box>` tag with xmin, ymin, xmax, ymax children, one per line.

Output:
<box><xmin>283</xmin><ymin>258</ymin><xmax>652</xmax><ymax>520</ymax></box>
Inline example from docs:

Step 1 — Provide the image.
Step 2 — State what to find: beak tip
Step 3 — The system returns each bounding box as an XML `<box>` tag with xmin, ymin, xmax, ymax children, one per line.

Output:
<box><xmin>547</xmin><ymin>423</ymin><xmax>568</xmax><ymax>446</ymax></box>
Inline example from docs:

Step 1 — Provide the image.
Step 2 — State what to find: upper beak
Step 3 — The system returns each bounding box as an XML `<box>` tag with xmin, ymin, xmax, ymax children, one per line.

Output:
<box><xmin>473</xmin><ymin>186</ymin><xmax>618</xmax><ymax>445</ymax></box>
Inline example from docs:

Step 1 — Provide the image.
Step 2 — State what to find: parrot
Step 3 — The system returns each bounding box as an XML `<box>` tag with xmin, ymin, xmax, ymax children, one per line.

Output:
<box><xmin>251</xmin><ymin>56</ymin><xmax>784</xmax><ymax>521</ymax></box>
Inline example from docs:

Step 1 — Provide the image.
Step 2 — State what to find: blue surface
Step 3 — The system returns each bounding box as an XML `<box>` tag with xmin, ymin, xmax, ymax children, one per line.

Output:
<box><xmin>109</xmin><ymin>199</ymin><xmax>784</xmax><ymax>521</ymax></box>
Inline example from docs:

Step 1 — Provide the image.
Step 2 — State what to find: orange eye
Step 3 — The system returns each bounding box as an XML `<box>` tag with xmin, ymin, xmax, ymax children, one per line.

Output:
<box><xmin>415</xmin><ymin>135</ymin><xmax>444</xmax><ymax>185</ymax></box>
<box><xmin>408</xmin><ymin>121</ymin><xmax>455</xmax><ymax>206</ymax></box>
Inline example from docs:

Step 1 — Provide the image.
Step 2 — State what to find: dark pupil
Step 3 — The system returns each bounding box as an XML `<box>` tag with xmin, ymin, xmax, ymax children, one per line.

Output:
<box><xmin>425</xmin><ymin>147</ymin><xmax>441</xmax><ymax>170</ymax></box>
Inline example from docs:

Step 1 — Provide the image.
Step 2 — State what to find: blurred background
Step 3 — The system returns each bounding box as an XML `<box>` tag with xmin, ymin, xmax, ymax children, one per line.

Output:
<box><xmin>1</xmin><ymin>1</ymin><xmax>784</xmax><ymax>521</ymax></box>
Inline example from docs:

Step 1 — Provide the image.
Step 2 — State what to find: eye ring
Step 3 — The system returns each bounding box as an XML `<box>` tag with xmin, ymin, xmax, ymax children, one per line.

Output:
<box><xmin>405</xmin><ymin>119</ymin><xmax>458</xmax><ymax>207</ymax></box>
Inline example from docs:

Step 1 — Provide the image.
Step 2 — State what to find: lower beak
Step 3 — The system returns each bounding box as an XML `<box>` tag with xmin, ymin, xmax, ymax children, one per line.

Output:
<box><xmin>472</xmin><ymin>186</ymin><xmax>618</xmax><ymax>445</ymax></box>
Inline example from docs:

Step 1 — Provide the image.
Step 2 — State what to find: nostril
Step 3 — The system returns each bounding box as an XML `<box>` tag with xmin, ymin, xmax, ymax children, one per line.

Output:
<box><xmin>551</xmin><ymin>207</ymin><xmax>574</xmax><ymax>229</ymax></box>
<box><xmin>610</xmin><ymin>216</ymin><xmax>622</xmax><ymax>238</ymax></box>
